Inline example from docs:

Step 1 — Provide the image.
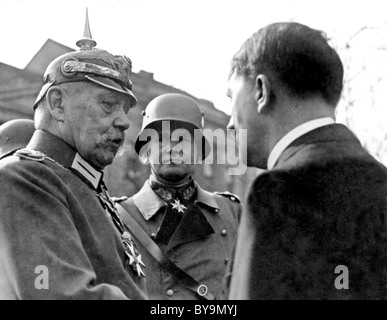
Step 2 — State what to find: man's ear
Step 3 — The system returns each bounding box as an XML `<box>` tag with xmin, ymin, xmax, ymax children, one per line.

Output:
<box><xmin>46</xmin><ymin>86</ymin><xmax>65</xmax><ymax>122</ymax></box>
<box><xmin>255</xmin><ymin>74</ymin><xmax>271</xmax><ymax>114</ymax></box>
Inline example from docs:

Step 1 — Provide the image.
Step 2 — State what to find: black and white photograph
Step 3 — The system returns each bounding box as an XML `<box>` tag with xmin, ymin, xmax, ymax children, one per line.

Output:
<box><xmin>0</xmin><ymin>0</ymin><xmax>386</xmax><ymax>307</ymax></box>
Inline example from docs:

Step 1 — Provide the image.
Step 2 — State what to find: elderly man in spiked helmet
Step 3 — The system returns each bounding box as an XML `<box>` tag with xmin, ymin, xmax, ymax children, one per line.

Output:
<box><xmin>0</xmin><ymin>11</ymin><xmax>147</xmax><ymax>300</ymax></box>
<box><xmin>115</xmin><ymin>93</ymin><xmax>241</xmax><ymax>300</ymax></box>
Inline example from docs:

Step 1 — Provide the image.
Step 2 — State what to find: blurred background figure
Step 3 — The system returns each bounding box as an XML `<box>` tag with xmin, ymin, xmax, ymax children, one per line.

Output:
<box><xmin>0</xmin><ymin>119</ymin><xmax>35</xmax><ymax>159</ymax></box>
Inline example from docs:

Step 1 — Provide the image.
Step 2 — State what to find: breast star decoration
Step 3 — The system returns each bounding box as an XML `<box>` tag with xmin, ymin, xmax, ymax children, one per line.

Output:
<box><xmin>171</xmin><ymin>199</ymin><xmax>187</xmax><ymax>213</ymax></box>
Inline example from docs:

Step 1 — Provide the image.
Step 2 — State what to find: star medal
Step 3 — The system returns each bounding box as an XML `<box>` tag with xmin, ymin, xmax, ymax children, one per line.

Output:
<box><xmin>122</xmin><ymin>231</ymin><xmax>145</xmax><ymax>278</ymax></box>
<box><xmin>171</xmin><ymin>199</ymin><xmax>187</xmax><ymax>213</ymax></box>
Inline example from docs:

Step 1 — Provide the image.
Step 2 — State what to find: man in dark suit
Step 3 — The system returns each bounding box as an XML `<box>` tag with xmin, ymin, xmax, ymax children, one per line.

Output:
<box><xmin>227</xmin><ymin>22</ymin><xmax>387</xmax><ymax>299</ymax></box>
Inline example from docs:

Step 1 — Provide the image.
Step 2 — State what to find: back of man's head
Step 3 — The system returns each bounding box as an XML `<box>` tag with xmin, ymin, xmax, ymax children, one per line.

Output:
<box><xmin>230</xmin><ymin>22</ymin><xmax>344</xmax><ymax>107</ymax></box>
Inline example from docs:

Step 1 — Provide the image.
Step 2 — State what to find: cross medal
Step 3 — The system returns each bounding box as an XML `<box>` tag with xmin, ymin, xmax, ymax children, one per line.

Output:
<box><xmin>97</xmin><ymin>187</ymin><xmax>145</xmax><ymax>278</ymax></box>
<box><xmin>122</xmin><ymin>231</ymin><xmax>146</xmax><ymax>278</ymax></box>
<box><xmin>171</xmin><ymin>199</ymin><xmax>187</xmax><ymax>213</ymax></box>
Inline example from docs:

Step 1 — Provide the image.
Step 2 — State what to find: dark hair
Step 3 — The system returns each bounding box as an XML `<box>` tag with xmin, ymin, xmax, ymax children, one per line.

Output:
<box><xmin>230</xmin><ymin>22</ymin><xmax>344</xmax><ymax>106</ymax></box>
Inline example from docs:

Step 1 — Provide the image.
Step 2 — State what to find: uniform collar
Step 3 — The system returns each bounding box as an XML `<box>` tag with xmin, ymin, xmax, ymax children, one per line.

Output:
<box><xmin>149</xmin><ymin>175</ymin><xmax>196</xmax><ymax>203</ymax></box>
<box><xmin>267</xmin><ymin>117</ymin><xmax>335</xmax><ymax>170</ymax></box>
<box><xmin>196</xmin><ymin>184</ymin><xmax>219</xmax><ymax>210</ymax></box>
<box><xmin>133</xmin><ymin>179</ymin><xmax>219</xmax><ymax>221</ymax></box>
<box><xmin>71</xmin><ymin>153</ymin><xmax>103</xmax><ymax>189</ymax></box>
<box><xmin>133</xmin><ymin>182</ymin><xmax>164</xmax><ymax>220</ymax></box>
<box><xmin>26</xmin><ymin>130</ymin><xmax>103</xmax><ymax>189</ymax></box>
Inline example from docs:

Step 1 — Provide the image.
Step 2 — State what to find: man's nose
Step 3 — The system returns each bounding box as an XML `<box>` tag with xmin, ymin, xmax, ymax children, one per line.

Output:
<box><xmin>227</xmin><ymin>116</ymin><xmax>235</xmax><ymax>130</ymax></box>
<box><xmin>114</xmin><ymin>109</ymin><xmax>130</xmax><ymax>131</ymax></box>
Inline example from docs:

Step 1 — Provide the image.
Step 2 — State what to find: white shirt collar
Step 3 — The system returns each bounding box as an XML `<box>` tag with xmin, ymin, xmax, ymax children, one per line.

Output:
<box><xmin>267</xmin><ymin>117</ymin><xmax>335</xmax><ymax>170</ymax></box>
<box><xmin>71</xmin><ymin>153</ymin><xmax>103</xmax><ymax>189</ymax></box>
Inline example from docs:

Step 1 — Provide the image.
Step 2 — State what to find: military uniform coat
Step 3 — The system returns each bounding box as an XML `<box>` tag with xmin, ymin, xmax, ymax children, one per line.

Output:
<box><xmin>0</xmin><ymin>130</ymin><xmax>147</xmax><ymax>300</ymax></box>
<box><xmin>119</xmin><ymin>180</ymin><xmax>241</xmax><ymax>300</ymax></box>
<box><xmin>229</xmin><ymin>124</ymin><xmax>387</xmax><ymax>299</ymax></box>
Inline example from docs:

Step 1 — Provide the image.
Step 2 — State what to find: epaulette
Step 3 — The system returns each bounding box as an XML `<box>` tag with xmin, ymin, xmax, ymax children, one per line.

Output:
<box><xmin>14</xmin><ymin>148</ymin><xmax>45</xmax><ymax>162</ymax></box>
<box><xmin>214</xmin><ymin>191</ymin><xmax>241</xmax><ymax>203</ymax></box>
<box><xmin>111</xmin><ymin>196</ymin><xmax>129</xmax><ymax>203</ymax></box>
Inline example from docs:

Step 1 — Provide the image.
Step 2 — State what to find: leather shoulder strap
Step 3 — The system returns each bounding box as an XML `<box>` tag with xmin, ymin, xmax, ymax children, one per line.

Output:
<box><xmin>116</xmin><ymin>199</ymin><xmax>216</xmax><ymax>300</ymax></box>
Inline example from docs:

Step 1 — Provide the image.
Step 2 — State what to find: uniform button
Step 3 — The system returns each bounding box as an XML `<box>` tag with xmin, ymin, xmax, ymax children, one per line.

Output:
<box><xmin>151</xmin><ymin>233</ymin><xmax>156</xmax><ymax>239</ymax></box>
<box><xmin>225</xmin><ymin>257</ymin><xmax>230</xmax><ymax>264</ymax></box>
<box><xmin>197</xmin><ymin>284</ymin><xmax>208</xmax><ymax>297</ymax></box>
<box><xmin>215</xmin><ymin>209</ymin><xmax>219</xmax><ymax>213</ymax></box>
<box><xmin>166</xmin><ymin>289</ymin><xmax>174</xmax><ymax>297</ymax></box>
<box><xmin>221</xmin><ymin>229</ymin><xmax>227</xmax><ymax>236</ymax></box>
<box><xmin>230</xmin><ymin>196</ymin><xmax>235</xmax><ymax>201</ymax></box>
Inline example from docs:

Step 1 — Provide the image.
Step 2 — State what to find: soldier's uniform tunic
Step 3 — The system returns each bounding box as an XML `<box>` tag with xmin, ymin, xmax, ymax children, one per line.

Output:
<box><xmin>0</xmin><ymin>130</ymin><xmax>147</xmax><ymax>299</ymax></box>
<box><xmin>119</xmin><ymin>179</ymin><xmax>241</xmax><ymax>300</ymax></box>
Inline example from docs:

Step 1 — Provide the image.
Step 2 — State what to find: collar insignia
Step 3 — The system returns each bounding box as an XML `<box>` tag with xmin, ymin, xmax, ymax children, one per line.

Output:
<box><xmin>71</xmin><ymin>153</ymin><xmax>102</xmax><ymax>189</ymax></box>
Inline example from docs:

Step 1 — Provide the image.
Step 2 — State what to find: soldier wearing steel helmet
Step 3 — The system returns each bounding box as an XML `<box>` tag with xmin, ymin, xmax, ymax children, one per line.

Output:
<box><xmin>115</xmin><ymin>93</ymin><xmax>241</xmax><ymax>300</ymax></box>
<box><xmin>0</xmin><ymin>12</ymin><xmax>147</xmax><ymax>300</ymax></box>
<box><xmin>0</xmin><ymin>119</ymin><xmax>35</xmax><ymax>159</ymax></box>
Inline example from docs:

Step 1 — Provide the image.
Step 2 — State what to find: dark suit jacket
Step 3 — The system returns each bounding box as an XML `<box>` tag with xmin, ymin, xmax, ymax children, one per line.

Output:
<box><xmin>229</xmin><ymin>124</ymin><xmax>387</xmax><ymax>299</ymax></box>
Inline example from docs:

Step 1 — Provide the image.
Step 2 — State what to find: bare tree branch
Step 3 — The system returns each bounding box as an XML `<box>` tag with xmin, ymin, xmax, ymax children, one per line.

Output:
<box><xmin>345</xmin><ymin>22</ymin><xmax>387</xmax><ymax>47</ymax></box>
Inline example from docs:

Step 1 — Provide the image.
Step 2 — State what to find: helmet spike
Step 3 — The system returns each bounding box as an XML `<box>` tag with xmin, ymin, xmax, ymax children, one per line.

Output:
<box><xmin>76</xmin><ymin>7</ymin><xmax>97</xmax><ymax>50</ymax></box>
<box><xmin>83</xmin><ymin>7</ymin><xmax>93</xmax><ymax>39</ymax></box>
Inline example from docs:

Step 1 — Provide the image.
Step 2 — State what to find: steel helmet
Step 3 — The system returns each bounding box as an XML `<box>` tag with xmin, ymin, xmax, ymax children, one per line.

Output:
<box><xmin>33</xmin><ymin>9</ymin><xmax>137</xmax><ymax>109</ymax></box>
<box><xmin>135</xmin><ymin>93</ymin><xmax>211</xmax><ymax>160</ymax></box>
<box><xmin>0</xmin><ymin>119</ymin><xmax>35</xmax><ymax>159</ymax></box>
